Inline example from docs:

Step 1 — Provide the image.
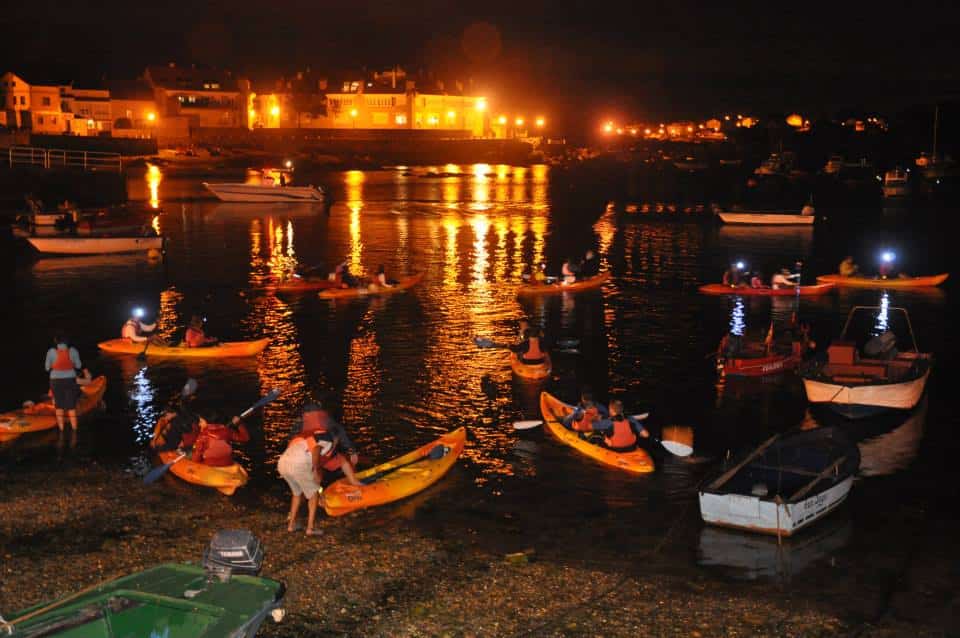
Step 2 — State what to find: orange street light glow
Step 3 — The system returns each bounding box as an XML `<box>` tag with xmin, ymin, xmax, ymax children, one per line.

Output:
<box><xmin>476</xmin><ymin>98</ymin><xmax>487</xmax><ymax>111</ymax></box>
<box><xmin>350</xmin><ymin>108</ymin><xmax>358</xmax><ymax>117</ymax></box>
<box><xmin>535</xmin><ymin>117</ymin><xmax>545</xmax><ymax>127</ymax></box>
<box><xmin>603</xmin><ymin>122</ymin><xmax>614</xmax><ymax>134</ymax></box>
<box><xmin>447</xmin><ymin>110</ymin><xmax>456</xmax><ymax>119</ymax></box>
<box><xmin>515</xmin><ymin>117</ymin><xmax>525</xmax><ymax>126</ymax></box>
<box><xmin>498</xmin><ymin>115</ymin><xmax>507</xmax><ymax>125</ymax></box>
<box><xmin>270</xmin><ymin>105</ymin><xmax>280</xmax><ymax>117</ymax></box>
<box><xmin>146</xmin><ymin>112</ymin><xmax>156</xmax><ymax>122</ymax></box>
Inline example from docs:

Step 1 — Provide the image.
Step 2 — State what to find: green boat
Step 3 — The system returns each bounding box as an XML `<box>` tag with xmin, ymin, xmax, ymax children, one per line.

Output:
<box><xmin>2</xmin><ymin>532</ymin><xmax>285</xmax><ymax>637</ymax></box>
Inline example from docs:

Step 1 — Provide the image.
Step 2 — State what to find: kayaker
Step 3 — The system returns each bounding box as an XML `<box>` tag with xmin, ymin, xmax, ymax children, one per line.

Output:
<box><xmin>152</xmin><ymin>380</ymin><xmax>201</xmax><ymax>452</ymax></box>
<box><xmin>771</xmin><ymin>268</ymin><xmax>797</xmax><ymax>289</ymax></box>
<box><xmin>374</xmin><ymin>264</ymin><xmax>398</xmax><ymax>288</ymax></box>
<box><xmin>839</xmin><ymin>256</ymin><xmax>859</xmax><ymax>277</ymax></box>
<box><xmin>516</xmin><ymin>318</ymin><xmax>531</xmax><ymax>341</ymax></box>
<box><xmin>184</xmin><ymin>315</ymin><xmax>218</xmax><ymax>348</ymax></box>
<box><xmin>44</xmin><ymin>332</ymin><xmax>82</xmax><ymax>432</ymax></box>
<box><xmin>591</xmin><ymin>400</ymin><xmax>649</xmax><ymax>451</ymax></box>
<box><xmin>561</xmin><ymin>257</ymin><xmax>579</xmax><ymax>285</ymax></box>
<box><xmin>122</xmin><ymin>311</ymin><xmax>164</xmax><ymax>345</ymax></box>
<box><xmin>510</xmin><ymin>326</ymin><xmax>547</xmax><ymax>364</ymax></box>
<box><xmin>277</xmin><ymin>428</ymin><xmax>332</xmax><ymax>536</ymax></box>
<box><xmin>191</xmin><ymin>411</ymin><xmax>250</xmax><ymax>467</ymax></box>
<box><xmin>521</xmin><ymin>263</ymin><xmax>547</xmax><ymax>284</ymax></box>
<box><xmin>333</xmin><ymin>260</ymin><xmax>360</xmax><ymax>288</ymax></box>
<box><xmin>562</xmin><ymin>389</ymin><xmax>609</xmax><ymax>433</ymax></box>
<box><xmin>295</xmin><ymin>402</ymin><xmax>362</xmax><ymax>487</ymax></box>
<box><xmin>579</xmin><ymin>249</ymin><xmax>600</xmax><ymax>278</ymax></box>
<box><xmin>722</xmin><ymin>263</ymin><xmax>744</xmax><ymax>287</ymax></box>
<box><xmin>749</xmin><ymin>272</ymin><xmax>765</xmax><ymax>288</ymax></box>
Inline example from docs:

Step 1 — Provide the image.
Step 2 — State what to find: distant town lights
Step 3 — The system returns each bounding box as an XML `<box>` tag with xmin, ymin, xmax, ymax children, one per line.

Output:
<box><xmin>515</xmin><ymin>117</ymin><xmax>524</xmax><ymax>126</ymax></box>
<box><xmin>535</xmin><ymin>117</ymin><xmax>545</xmax><ymax>128</ymax></box>
<box><xmin>498</xmin><ymin>115</ymin><xmax>507</xmax><ymax>125</ymax></box>
<box><xmin>476</xmin><ymin>98</ymin><xmax>487</xmax><ymax>112</ymax></box>
<box><xmin>146</xmin><ymin>112</ymin><xmax>156</xmax><ymax>122</ymax></box>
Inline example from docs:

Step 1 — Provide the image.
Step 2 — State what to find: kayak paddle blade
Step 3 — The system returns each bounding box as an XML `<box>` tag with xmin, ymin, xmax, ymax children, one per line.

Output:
<box><xmin>513</xmin><ymin>420</ymin><xmax>543</xmax><ymax>430</ymax></box>
<box><xmin>239</xmin><ymin>388</ymin><xmax>282</xmax><ymax>418</ymax></box>
<box><xmin>632</xmin><ymin>413</ymin><xmax>650</xmax><ymax>421</ymax></box>
<box><xmin>143</xmin><ymin>454</ymin><xmax>185</xmax><ymax>484</ymax></box>
<box><xmin>659</xmin><ymin>440</ymin><xmax>693</xmax><ymax>457</ymax></box>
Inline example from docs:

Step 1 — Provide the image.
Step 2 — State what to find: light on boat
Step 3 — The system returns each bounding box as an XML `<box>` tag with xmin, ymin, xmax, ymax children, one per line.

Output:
<box><xmin>881</xmin><ymin>251</ymin><xmax>895</xmax><ymax>263</ymax></box>
<box><xmin>736</xmin><ymin>261</ymin><xmax>745</xmax><ymax>270</ymax></box>
<box><xmin>134</xmin><ymin>307</ymin><xmax>145</xmax><ymax>318</ymax></box>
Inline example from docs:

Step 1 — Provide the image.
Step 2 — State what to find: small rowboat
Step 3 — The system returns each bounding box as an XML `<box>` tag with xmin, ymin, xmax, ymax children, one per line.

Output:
<box><xmin>151</xmin><ymin>416</ymin><xmax>249</xmax><ymax>495</ymax></box>
<box><xmin>27</xmin><ymin>235</ymin><xmax>164</xmax><ymax>255</ymax></box>
<box><xmin>699</xmin><ymin>426</ymin><xmax>859</xmax><ymax>536</ymax></box>
<box><xmin>699</xmin><ymin>283</ymin><xmax>835</xmax><ymax>296</ymax></box>
<box><xmin>323</xmin><ymin>427</ymin><xmax>466</xmax><ymax>516</ymax></box>
<box><xmin>0</xmin><ymin>376</ymin><xmax>107</xmax><ymax>439</ymax></box>
<box><xmin>318</xmin><ymin>273</ymin><xmax>424</xmax><ymax>299</ymax></box>
<box><xmin>539</xmin><ymin>392</ymin><xmax>655</xmax><ymax>473</ymax></box>
<box><xmin>816</xmin><ymin>273</ymin><xmax>949</xmax><ymax>288</ymax></box>
<box><xmin>98</xmin><ymin>338</ymin><xmax>270</xmax><ymax>359</ymax></box>
<box><xmin>517</xmin><ymin>272</ymin><xmax>610</xmax><ymax>295</ymax></box>
<box><xmin>510</xmin><ymin>352</ymin><xmax>552</xmax><ymax>380</ymax></box>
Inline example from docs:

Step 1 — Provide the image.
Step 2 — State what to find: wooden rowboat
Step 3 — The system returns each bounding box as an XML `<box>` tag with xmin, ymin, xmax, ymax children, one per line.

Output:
<box><xmin>27</xmin><ymin>235</ymin><xmax>164</xmax><ymax>255</ymax></box>
<box><xmin>816</xmin><ymin>273</ymin><xmax>948</xmax><ymax>288</ymax></box>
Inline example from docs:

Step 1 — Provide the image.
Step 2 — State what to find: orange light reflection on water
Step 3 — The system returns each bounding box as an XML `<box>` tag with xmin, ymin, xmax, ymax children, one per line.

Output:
<box><xmin>146</xmin><ymin>164</ymin><xmax>162</xmax><ymax>209</ymax></box>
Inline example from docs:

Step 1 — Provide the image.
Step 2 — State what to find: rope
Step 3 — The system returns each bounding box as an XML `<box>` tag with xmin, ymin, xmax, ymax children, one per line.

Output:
<box><xmin>514</xmin><ymin>499</ymin><xmax>693</xmax><ymax>637</ymax></box>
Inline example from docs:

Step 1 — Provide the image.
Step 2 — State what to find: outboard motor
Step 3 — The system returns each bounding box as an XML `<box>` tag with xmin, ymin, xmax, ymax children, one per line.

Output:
<box><xmin>202</xmin><ymin>529</ymin><xmax>264</xmax><ymax>580</ymax></box>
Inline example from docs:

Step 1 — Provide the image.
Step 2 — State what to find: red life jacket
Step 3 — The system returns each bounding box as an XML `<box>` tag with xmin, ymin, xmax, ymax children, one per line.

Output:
<box><xmin>301</xmin><ymin>432</ymin><xmax>336</xmax><ymax>461</ymax></box>
<box><xmin>302</xmin><ymin>409</ymin><xmax>332</xmax><ymax>435</ymax></box>
<box><xmin>604</xmin><ymin>415</ymin><xmax>637</xmax><ymax>449</ymax></box>
<box><xmin>196</xmin><ymin>425</ymin><xmax>234</xmax><ymax>466</ymax></box>
<box><xmin>184</xmin><ymin>327</ymin><xmax>206</xmax><ymax>347</ymax></box>
<box><xmin>571</xmin><ymin>405</ymin><xmax>600</xmax><ymax>432</ymax></box>
<box><xmin>51</xmin><ymin>347</ymin><xmax>74</xmax><ymax>371</ymax></box>
<box><xmin>522</xmin><ymin>337</ymin><xmax>546</xmax><ymax>362</ymax></box>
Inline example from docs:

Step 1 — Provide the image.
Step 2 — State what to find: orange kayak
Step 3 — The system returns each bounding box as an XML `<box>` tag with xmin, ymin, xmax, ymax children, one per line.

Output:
<box><xmin>98</xmin><ymin>338</ymin><xmax>269</xmax><ymax>358</ymax></box>
<box><xmin>151</xmin><ymin>416</ymin><xmax>248</xmax><ymax>495</ymax></box>
<box><xmin>699</xmin><ymin>283</ymin><xmax>835</xmax><ymax>296</ymax></box>
<box><xmin>323</xmin><ymin>427</ymin><xmax>466</xmax><ymax>516</ymax></box>
<box><xmin>318</xmin><ymin>273</ymin><xmax>424</xmax><ymax>299</ymax></box>
<box><xmin>539</xmin><ymin>392</ymin><xmax>655</xmax><ymax>473</ymax></box>
<box><xmin>0</xmin><ymin>376</ymin><xmax>107</xmax><ymax>438</ymax></box>
<box><xmin>271</xmin><ymin>276</ymin><xmax>337</xmax><ymax>293</ymax></box>
<box><xmin>816</xmin><ymin>273</ymin><xmax>949</xmax><ymax>288</ymax></box>
<box><xmin>517</xmin><ymin>272</ymin><xmax>610</xmax><ymax>295</ymax></box>
<box><xmin>510</xmin><ymin>352</ymin><xmax>552</xmax><ymax>380</ymax></box>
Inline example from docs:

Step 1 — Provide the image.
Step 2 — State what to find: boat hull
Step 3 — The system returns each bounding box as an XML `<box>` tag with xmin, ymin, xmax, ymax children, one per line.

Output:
<box><xmin>816</xmin><ymin>273</ymin><xmax>948</xmax><ymax>288</ymax></box>
<box><xmin>699</xmin><ymin>283</ymin><xmax>834</xmax><ymax>296</ymax></box>
<box><xmin>517</xmin><ymin>272</ymin><xmax>610</xmax><ymax>295</ymax></box>
<box><xmin>204</xmin><ymin>182</ymin><xmax>324</xmax><ymax>202</ymax></box>
<box><xmin>802</xmin><ymin>369</ymin><xmax>930</xmax><ymax>417</ymax></box>
<box><xmin>720</xmin><ymin>351</ymin><xmax>801</xmax><ymax>378</ymax></box>
<box><xmin>98</xmin><ymin>338</ymin><xmax>270</xmax><ymax>358</ymax></box>
<box><xmin>718</xmin><ymin>213</ymin><xmax>814</xmax><ymax>225</ymax></box>
<box><xmin>510</xmin><ymin>352</ymin><xmax>552</xmax><ymax>380</ymax></box>
<box><xmin>27</xmin><ymin>235</ymin><xmax>163</xmax><ymax>255</ymax></box>
<box><xmin>317</xmin><ymin>273</ymin><xmax>423</xmax><ymax>299</ymax></box>
<box><xmin>153</xmin><ymin>417</ymin><xmax>249</xmax><ymax>495</ymax></box>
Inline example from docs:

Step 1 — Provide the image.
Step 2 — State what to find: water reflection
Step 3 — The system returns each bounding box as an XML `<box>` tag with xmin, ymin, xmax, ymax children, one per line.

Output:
<box><xmin>147</xmin><ymin>164</ymin><xmax>162</xmax><ymax>209</ymax></box>
<box><xmin>857</xmin><ymin>396</ymin><xmax>927</xmax><ymax>476</ymax></box>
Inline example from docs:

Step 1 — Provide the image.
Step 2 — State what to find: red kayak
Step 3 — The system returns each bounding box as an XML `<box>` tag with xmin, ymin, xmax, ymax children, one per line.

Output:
<box><xmin>699</xmin><ymin>283</ymin><xmax>835</xmax><ymax>296</ymax></box>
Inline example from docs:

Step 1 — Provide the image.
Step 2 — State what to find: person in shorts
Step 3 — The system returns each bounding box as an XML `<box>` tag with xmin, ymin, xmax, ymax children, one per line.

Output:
<box><xmin>44</xmin><ymin>332</ymin><xmax>82</xmax><ymax>432</ymax></box>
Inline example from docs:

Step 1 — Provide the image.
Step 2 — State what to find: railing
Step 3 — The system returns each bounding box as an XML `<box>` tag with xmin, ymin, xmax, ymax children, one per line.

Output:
<box><xmin>5</xmin><ymin>146</ymin><xmax>122</xmax><ymax>173</ymax></box>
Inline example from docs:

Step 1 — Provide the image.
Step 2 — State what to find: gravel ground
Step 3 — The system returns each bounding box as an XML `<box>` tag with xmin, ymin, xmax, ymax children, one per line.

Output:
<box><xmin>0</xmin><ymin>463</ymin><xmax>956</xmax><ymax>637</ymax></box>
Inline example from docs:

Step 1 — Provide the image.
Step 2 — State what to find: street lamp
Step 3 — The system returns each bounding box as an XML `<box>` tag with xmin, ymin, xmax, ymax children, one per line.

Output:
<box><xmin>498</xmin><ymin>115</ymin><xmax>507</xmax><ymax>125</ymax></box>
<box><xmin>515</xmin><ymin>117</ymin><xmax>524</xmax><ymax>127</ymax></box>
<box><xmin>476</xmin><ymin>98</ymin><xmax>487</xmax><ymax>112</ymax></box>
<box><xmin>535</xmin><ymin>117</ymin><xmax>545</xmax><ymax>128</ymax></box>
<box><xmin>350</xmin><ymin>108</ymin><xmax>358</xmax><ymax>129</ymax></box>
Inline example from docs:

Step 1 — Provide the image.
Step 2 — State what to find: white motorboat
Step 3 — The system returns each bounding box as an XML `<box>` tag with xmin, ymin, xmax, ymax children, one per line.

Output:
<box><xmin>800</xmin><ymin>305</ymin><xmax>932</xmax><ymax>418</ymax></box>
<box><xmin>27</xmin><ymin>235</ymin><xmax>164</xmax><ymax>255</ymax></box>
<box><xmin>699</xmin><ymin>427</ymin><xmax>859</xmax><ymax>537</ymax></box>
<box><xmin>203</xmin><ymin>181</ymin><xmax>324</xmax><ymax>203</ymax></box>
<box><xmin>717</xmin><ymin>204</ymin><xmax>815</xmax><ymax>225</ymax></box>
<box><xmin>882</xmin><ymin>167</ymin><xmax>910</xmax><ymax>198</ymax></box>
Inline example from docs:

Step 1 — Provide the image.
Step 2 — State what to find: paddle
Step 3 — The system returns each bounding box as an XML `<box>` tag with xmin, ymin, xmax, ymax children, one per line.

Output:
<box><xmin>143</xmin><ymin>388</ymin><xmax>281</xmax><ymax>484</ymax></box>
<box><xmin>513</xmin><ymin>413</ymin><xmax>650</xmax><ymax>430</ymax></box>
<box><xmin>512</xmin><ymin>414</ymin><xmax>693</xmax><ymax>457</ymax></box>
<box><xmin>359</xmin><ymin>445</ymin><xmax>447</xmax><ymax>485</ymax></box>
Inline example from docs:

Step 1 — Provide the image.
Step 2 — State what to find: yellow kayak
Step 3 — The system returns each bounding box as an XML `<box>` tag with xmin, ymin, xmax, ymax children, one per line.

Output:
<box><xmin>816</xmin><ymin>273</ymin><xmax>949</xmax><ymax>288</ymax></box>
<box><xmin>0</xmin><ymin>377</ymin><xmax>107</xmax><ymax>438</ymax></box>
<box><xmin>151</xmin><ymin>417</ymin><xmax>248</xmax><ymax>495</ymax></box>
<box><xmin>510</xmin><ymin>352</ymin><xmax>552</xmax><ymax>380</ymax></box>
<box><xmin>323</xmin><ymin>427</ymin><xmax>466</xmax><ymax>517</ymax></box>
<box><xmin>98</xmin><ymin>338</ymin><xmax>270</xmax><ymax>358</ymax></box>
<box><xmin>317</xmin><ymin>273</ymin><xmax>424</xmax><ymax>299</ymax></box>
<box><xmin>517</xmin><ymin>272</ymin><xmax>610</xmax><ymax>295</ymax></box>
<box><xmin>539</xmin><ymin>391</ymin><xmax>655</xmax><ymax>473</ymax></box>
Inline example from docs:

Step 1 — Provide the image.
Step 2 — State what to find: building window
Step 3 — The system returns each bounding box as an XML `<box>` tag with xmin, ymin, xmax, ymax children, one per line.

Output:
<box><xmin>52</xmin><ymin>117</ymin><xmax>57</xmax><ymax>124</ymax></box>
<box><xmin>38</xmin><ymin>116</ymin><xmax>44</xmax><ymax>124</ymax></box>
<box><xmin>42</xmin><ymin>96</ymin><xmax>51</xmax><ymax>106</ymax></box>
<box><xmin>20</xmin><ymin>96</ymin><xmax>26</xmax><ymax>105</ymax></box>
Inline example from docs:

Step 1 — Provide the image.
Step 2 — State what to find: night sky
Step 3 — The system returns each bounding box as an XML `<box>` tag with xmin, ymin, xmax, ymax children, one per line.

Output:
<box><xmin>3</xmin><ymin>1</ymin><xmax>958</xmax><ymax>125</ymax></box>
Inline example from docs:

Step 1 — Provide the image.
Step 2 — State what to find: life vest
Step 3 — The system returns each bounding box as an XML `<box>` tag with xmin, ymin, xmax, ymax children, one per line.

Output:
<box><xmin>302</xmin><ymin>409</ymin><xmax>332</xmax><ymax>435</ymax></box>
<box><xmin>571</xmin><ymin>405</ymin><xmax>600</xmax><ymax>432</ymax></box>
<box><xmin>604</xmin><ymin>415</ymin><xmax>637</xmax><ymax>449</ymax></box>
<box><xmin>51</xmin><ymin>346</ymin><xmax>74</xmax><ymax>371</ymax></box>
<box><xmin>196</xmin><ymin>425</ymin><xmax>234</xmax><ymax>466</ymax></box>
<box><xmin>122</xmin><ymin>320</ymin><xmax>139</xmax><ymax>340</ymax></box>
<box><xmin>184</xmin><ymin>327</ymin><xmax>205</xmax><ymax>347</ymax></box>
<box><xmin>522</xmin><ymin>337</ymin><xmax>545</xmax><ymax>362</ymax></box>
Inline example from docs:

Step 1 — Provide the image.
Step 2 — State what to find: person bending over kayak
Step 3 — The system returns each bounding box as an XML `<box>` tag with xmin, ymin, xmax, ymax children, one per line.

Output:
<box><xmin>184</xmin><ymin>315</ymin><xmax>218</xmax><ymax>348</ymax></box>
<box><xmin>590</xmin><ymin>400</ymin><xmax>649</xmax><ymax>452</ymax></box>
<box><xmin>562</xmin><ymin>389</ymin><xmax>609</xmax><ymax>433</ymax></box>
<box><xmin>191</xmin><ymin>410</ymin><xmax>250</xmax><ymax>467</ymax></box>
<box><xmin>278</xmin><ymin>428</ymin><xmax>333</xmax><ymax>536</ymax></box>
<box><xmin>295</xmin><ymin>402</ymin><xmax>361</xmax><ymax>487</ymax></box>
<box><xmin>44</xmin><ymin>332</ymin><xmax>82</xmax><ymax>432</ymax></box>
<box><xmin>510</xmin><ymin>326</ymin><xmax>548</xmax><ymax>364</ymax></box>
<box><xmin>579</xmin><ymin>249</ymin><xmax>600</xmax><ymax>278</ymax></box>
<box><xmin>771</xmin><ymin>268</ymin><xmax>798</xmax><ymax>289</ymax></box>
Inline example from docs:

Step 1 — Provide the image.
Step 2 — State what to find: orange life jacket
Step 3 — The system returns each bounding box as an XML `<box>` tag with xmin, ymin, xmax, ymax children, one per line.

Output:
<box><xmin>604</xmin><ymin>415</ymin><xmax>637</xmax><ymax>449</ymax></box>
<box><xmin>301</xmin><ymin>432</ymin><xmax>336</xmax><ymax>461</ymax></box>
<box><xmin>184</xmin><ymin>327</ymin><xmax>206</xmax><ymax>347</ymax></box>
<box><xmin>51</xmin><ymin>347</ymin><xmax>74</xmax><ymax>371</ymax></box>
<box><xmin>195</xmin><ymin>425</ymin><xmax>234</xmax><ymax>466</ymax></box>
<box><xmin>571</xmin><ymin>405</ymin><xmax>600</xmax><ymax>432</ymax></box>
<box><xmin>302</xmin><ymin>409</ymin><xmax>331</xmax><ymax>435</ymax></box>
<box><xmin>522</xmin><ymin>337</ymin><xmax>545</xmax><ymax>362</ymax></box>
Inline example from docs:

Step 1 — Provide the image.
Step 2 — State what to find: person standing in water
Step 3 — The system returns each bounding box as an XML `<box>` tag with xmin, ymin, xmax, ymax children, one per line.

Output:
<box><xmin>44</xmin><ymin>332</ymin><xmax>82</xmax><ymax>432</ymax></box>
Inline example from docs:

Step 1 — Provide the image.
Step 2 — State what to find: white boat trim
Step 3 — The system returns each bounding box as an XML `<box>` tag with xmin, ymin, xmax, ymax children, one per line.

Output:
<box><xmin>802</xmin><ymin>368</ymin><xmax>929</xmax><ymax>412</ymax></box>
<box><xmin>204</xmin><ymin>182</ymin><xmax>324</xmax><ymax>203</ymax></box>
<box><xmin>718</xmin><ymin>212</ymin><xmax>814</xmax><ymax>225</ymax></box>
<box><xmin>27</xmin><ymin>236</ymin><xmax>164</xmax><ymax>255</ymax></box>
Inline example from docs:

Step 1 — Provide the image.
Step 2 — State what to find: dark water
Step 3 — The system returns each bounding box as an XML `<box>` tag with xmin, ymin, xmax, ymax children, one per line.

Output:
<box><xmin>3</xmin><ymin>164</ymin><xmax>957</xmax><ymax>594</ymax></box>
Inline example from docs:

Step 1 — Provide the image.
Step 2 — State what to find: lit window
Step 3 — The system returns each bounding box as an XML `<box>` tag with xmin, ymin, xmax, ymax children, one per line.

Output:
<box><xmin>395</xmin><ymin>114</ymin><xmax>407</xmax><ymax>125</ymax></box>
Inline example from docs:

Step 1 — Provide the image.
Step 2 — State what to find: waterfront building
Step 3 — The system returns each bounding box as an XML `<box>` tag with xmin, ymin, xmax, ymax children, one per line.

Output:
<box><xmin>60</xmin><ymin>85</ymin><xmax>112</xmax><ymax>135</ymax></box>
<box><xmin>144</xmin><ymin>64</ymin><xmax>243</xmax><ymax>128</ymax></box>
<box><xmin>109</xmin><ymin>79</ymin><xmax>163</xmax><ymax>139</ymax></box>
<box><xmin>0</xmin><ymin>71</ymin><xmax>67</xmax><ymax>134</ymax></box>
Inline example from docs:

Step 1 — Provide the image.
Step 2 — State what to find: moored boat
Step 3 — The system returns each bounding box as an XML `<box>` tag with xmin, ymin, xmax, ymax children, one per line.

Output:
<box><xmin>882</xmin><ymin>167</ymin><xmax>911</xmax><ymax>198</ymax></box>
<box><xmin>317</xmin><ymin>273</ymin><xmax>424</xmax><ymax>299</ymax></box>
<box><xmin>699</xmin><ymin>283</ymin><xmax>834</xmax><ymax>296</ymax></box>
<box><xmin>698</xmin><ymin>426</ymin><xmax>860</xmax><ymax>536</ymax></box>
<box><xmin>517</xmin><ymin>272</ymin><xmax>610</xmax><ymax>295</ymax></box>
<box><xmin>204</xmin><ymin>182</ymin><xmax>324</xmax><ymax>203</ymax></box>
<box><xmin>510</xmin><ymin>352</ymin><xmax>552</xmax><ymax>380</ymax></box>
<box><xmin>98</xmin><ymin>337</ymin><xmax>270</xmax><ymax>359</ymax></box>
<box><xmin>799</xmin><ymin>305</ymin><xmax>932</xmax><ymax>418</ymax></box>
<box><xmin>816</xmin><ymin>273</ymin><xmax>948</xmax><ymax>288</ymax></box>
<box><xmin>27</xmin><ymin>235</ymin><xmax>164</xmax><ymax>255</ymax></box>
<box><xmin>323</xmin><ymin>427</ymin><xmax>466</xmax><ymax>516</ymax></box>
<box><xmin>539</xmin><ymin>392</ymin><xmax>655</xmax><ymax>473</ymax></box>
<box><xmin>717</xmin><ymin>341</ymin><xmax>804</xmax><ymax>378</ymax></box>
<box><xmin>0</xmin><ymin>376</ymin><xmax>107</xmax><ymax>439</ymax></box>
<box><xmin>717</xmin><ymin>211</ymin><xmax>814</xmax><ymax>225</ymax></box>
